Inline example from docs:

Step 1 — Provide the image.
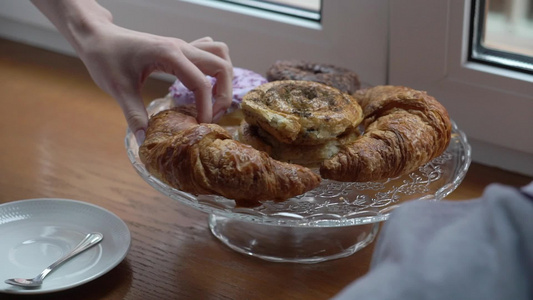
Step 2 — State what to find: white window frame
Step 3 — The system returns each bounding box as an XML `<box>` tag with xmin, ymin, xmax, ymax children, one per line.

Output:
<box><xmin>389</xmin><ymin>0</ymin><xmax>533</xmax><ymax>176</ymax></box>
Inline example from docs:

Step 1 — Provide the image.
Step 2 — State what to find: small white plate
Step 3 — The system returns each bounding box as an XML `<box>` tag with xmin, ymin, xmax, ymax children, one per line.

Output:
<box><xmin>0</xmin><ymin>198</ymin><xmax>131</xmax><ymax>294</ymax></box>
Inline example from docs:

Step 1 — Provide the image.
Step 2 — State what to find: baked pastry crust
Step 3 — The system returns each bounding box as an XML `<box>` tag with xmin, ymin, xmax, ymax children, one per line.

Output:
<box><xmin>237</xmin><ymin>121</ymin><xmax>360</xmax><ymax>167</ymax></box>
<box><xmin>241</xmin><ymin>80</ymin><xmax>363</xmax><ymax>145</ymax></box>
<box><xmin>320</xmin><ymin>86</ymin><xmax>452</xmax><ymax>182</ymax></box>
<box><xmin>139</xmin><ymin>106</ymin><xmax>321</xmax><ymax>206</ymax></box>
<box><xmin>266</xmin><ymin>60</ymin><xmax>361</xmax><ymax>94</ymax></box>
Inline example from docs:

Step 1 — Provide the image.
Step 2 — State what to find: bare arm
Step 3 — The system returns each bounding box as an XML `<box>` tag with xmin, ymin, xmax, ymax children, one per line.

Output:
<box><xmin>31</xmin><ymin>0</ymin><xmax>233</xmax><ymax>143</ymax></box>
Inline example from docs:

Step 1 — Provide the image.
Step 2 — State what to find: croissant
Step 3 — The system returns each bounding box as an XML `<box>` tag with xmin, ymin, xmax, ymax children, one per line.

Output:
<box><xmin>320</xmin><ymin>86</ymin><xmax>452</xmax><ymax>182</ymax></box>
<box><xmin>138</xmin><ymin>106</ymin><xmax>321</xmax><ymax>207</ymax></box>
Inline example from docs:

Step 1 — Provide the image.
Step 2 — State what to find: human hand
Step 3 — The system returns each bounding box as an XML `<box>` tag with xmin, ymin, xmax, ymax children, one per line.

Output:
<box><xmin>31</xmin><ymin>0</ymin><xmax>233</xmax><ymax>144</ymax></box>
<box><xmin>79</xmin><ymin>26</ymin><xmax>233</xmax><ymax>143</ymax></box>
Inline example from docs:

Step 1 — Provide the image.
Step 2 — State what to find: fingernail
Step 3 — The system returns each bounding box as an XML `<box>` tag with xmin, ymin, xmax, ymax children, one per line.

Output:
<box><xmin>213</xmin><ymin>110</ymin><xmax>226</xmax><ymax>123</ymax></box>
<box><xmin>135</xmin><ymin>129</ymin><xmax>146</xmax><ymax>145</ymax></box>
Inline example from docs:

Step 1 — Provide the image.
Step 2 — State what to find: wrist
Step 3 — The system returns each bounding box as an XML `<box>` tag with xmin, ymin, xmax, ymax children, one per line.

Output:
<box><xmin>63</xmin><ymin>2</ymin><xmax>114</xmax><ymax>54</ymax></box>
<box><xmin>31</xmin><ymin>1</ymin><xmax>114</xmax><ymax>54</ymax></box>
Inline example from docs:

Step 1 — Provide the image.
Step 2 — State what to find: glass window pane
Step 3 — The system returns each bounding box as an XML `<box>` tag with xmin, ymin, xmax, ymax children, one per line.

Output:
<box><xmin>470</xmin><ymin>0</ymin><xmax>533</xmax><ymax>74</ymax></box>
<box><xmin>484</xmin><ymin>0</ymin><xmax>533</xmax><ymax>57</ymax></box>
<box><xmin>216</xmin><ymin>0</ymin><xmax>322</xmax><ymax>21</ymax></box>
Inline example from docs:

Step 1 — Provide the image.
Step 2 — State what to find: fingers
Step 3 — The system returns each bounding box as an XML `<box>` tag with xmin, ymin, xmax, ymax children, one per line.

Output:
<box><xmin>163</xmin><ymin>51</ymin><xmax>215</xmax><ymax>123</ymax></box>
<box><xmin>190</xmin><ymin>57</ymin><xmax>232</xmax><ymax>120</ymax></box>
<box><xmin>143</xmin><ymin>36</ymin><xmax>233</xmax><ymax>123</ymax></box>
<box><xmin>190</xmin><ymin>36</ymin><xmax>214</xmax><ymax>44</ymax></box>
<box><xmin>158</xmin><ymin>39</ymin><xmax>232</xmax><ymax>123</ymax></box>
<box><xmin>191</xmin><ymin>37</ymin><xmax>232</xmax><ymax>63</ymax></box>
<box><xmin>181</xmin><ymin>42</ymin><xmax>233</xmax><ymax>122</ymax></box>
<box><xmin>115</xmin><ymin>91</ymin><xmax>149</xmax><ymax>145</ymax></box>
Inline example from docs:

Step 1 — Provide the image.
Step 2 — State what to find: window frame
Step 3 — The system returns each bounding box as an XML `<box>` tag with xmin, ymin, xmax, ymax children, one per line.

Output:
<box><xmin>468</xmin><ymin>0</ymin><xmax>533</xmax><ymax>74</ymax></box>
<box><xmin>389</xmin><ymin>0</ymin><xmax>533</xmax><ymax>176</ymax></box>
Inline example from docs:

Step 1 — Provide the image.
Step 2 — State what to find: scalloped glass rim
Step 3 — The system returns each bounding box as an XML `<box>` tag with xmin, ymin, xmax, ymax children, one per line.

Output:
<box><xmin>125</xmin><ymin>97</ymin><xmax>472</xmax><ymax>227</ymax></box>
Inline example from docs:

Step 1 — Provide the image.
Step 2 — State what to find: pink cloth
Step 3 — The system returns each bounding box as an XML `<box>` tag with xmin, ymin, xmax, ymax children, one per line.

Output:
<box><xmin>169</xmin><ymin>67</ymin><xmax>267</xmax><ymax>113</ymax></box>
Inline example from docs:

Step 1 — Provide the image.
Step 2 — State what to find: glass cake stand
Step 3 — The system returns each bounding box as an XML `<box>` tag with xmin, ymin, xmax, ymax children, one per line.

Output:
<box><xmin>125</xmin><ymin>98</ymin><xmax>472</xmax><ymax>263</ymax></box>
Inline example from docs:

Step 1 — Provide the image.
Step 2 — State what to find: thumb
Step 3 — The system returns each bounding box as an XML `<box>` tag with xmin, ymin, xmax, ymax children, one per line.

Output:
<box><xmin>116</xmin><ymin>93</ymin><xmax>149</xmax><ymax>145</ymax></box>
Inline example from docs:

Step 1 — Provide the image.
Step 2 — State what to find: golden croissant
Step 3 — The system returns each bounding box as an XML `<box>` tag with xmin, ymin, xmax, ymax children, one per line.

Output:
<box><xmin>320</xmin><ymin>86</ymin><xmax>452</xmax><ymax>182</ymax></box>
<box><xmin>138</xmin><ymin>106</ymin><xmax>321</xmax><ymax>207</ymax></box>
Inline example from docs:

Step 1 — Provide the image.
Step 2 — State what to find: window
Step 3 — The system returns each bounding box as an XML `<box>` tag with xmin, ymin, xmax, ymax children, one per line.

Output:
<box><xmin>470</xmin><ymin>0</ymin><xmax>533</xmax><ymax>74</ymax></box>
<box><xmin>389</xmin><ymin>0</ymin><xmax>532</xmax><ymax>176</ymax></box>
<box><xmin>217</xmin><ymin>0</ymin><xmax>321</xmax><ymax>21</ymax></box>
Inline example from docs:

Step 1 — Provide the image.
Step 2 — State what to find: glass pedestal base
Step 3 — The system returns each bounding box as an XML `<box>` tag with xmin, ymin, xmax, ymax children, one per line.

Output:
<box><xmin>208</xmin><ymin>214</ymin><xmax>379</xmax><ymax>264</ymax></box>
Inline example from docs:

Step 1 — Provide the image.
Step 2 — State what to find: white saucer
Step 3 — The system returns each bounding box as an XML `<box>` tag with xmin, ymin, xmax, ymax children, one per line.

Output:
<box><xmin>0</xmin><ymin>198</ymin><xmax>131</xmax><ymax>294</ymax></box>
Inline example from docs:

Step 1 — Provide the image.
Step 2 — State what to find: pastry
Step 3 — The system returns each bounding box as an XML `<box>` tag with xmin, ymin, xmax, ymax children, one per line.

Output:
<box><xmin>237</xmin><ymin>121</ymin><xmax>360</xmax><ymax>167</ymax></box>
<box><xmin>320</xmin><ymin>86</ymin><xmax>452</xmax><ymax>182</ymax></box>
<box><xmin>241</xmin><ymin>80</ymin><xmax>364</xmax><ymax>145</ymax></box>
<box><xmin>139</xmin><ymin>106</ymin><xmax>321</xmax><ymax>207</ymax></box>
<box><xmin>266</xmin><ymin>60</ymin><xmax>361</xmax><ymax>94</ymax></box>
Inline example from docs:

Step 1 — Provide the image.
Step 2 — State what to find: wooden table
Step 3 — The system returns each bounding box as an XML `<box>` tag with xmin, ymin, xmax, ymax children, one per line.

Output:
<box><xmin>1</xmin><ymin>38</ymin><xmax>531</xmax><ymax>300</ymax></box>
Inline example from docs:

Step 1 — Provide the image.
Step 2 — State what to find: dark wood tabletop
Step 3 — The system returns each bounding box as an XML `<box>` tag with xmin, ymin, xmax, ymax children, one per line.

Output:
<box><xmin>1</xmin><ymin>38</ymin><xmax>531</xmax><ymax>300</ymax></box>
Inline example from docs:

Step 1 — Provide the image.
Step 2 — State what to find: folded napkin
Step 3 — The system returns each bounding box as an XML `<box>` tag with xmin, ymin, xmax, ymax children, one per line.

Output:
<box><xmin>333</xmin><ymin>182</ymin><xmax>533</xmax><ymax>300</ymax></box>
